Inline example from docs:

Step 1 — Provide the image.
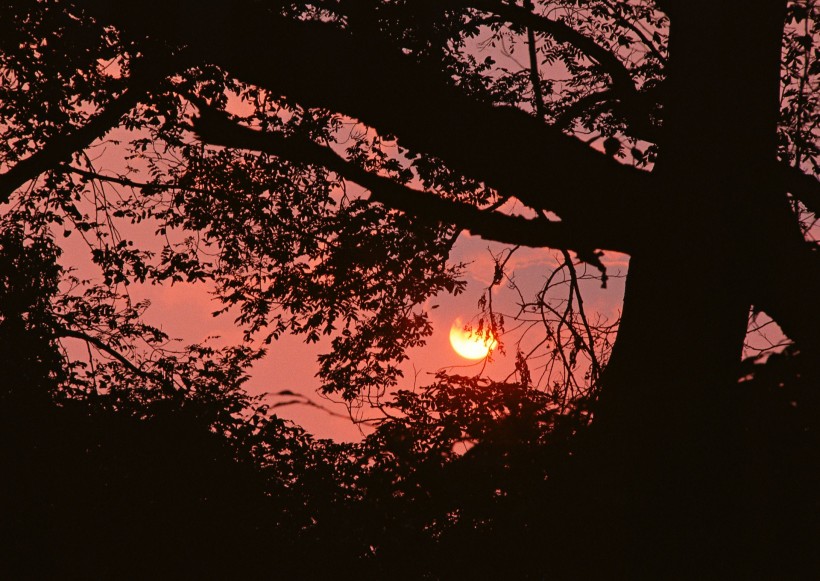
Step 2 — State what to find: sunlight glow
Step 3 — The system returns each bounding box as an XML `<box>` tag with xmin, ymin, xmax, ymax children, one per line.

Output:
<box><xmin>449</xmin><ymin>318</ymin><xmax>497</xmax><ymax>360</ymax></box>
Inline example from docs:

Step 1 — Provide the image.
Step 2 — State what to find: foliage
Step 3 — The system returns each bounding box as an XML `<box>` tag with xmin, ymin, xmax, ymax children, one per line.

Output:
<box><xmin>1</xmin><ymin>0</ymin><xmax>819</xmax><ymax>577</ymax></box>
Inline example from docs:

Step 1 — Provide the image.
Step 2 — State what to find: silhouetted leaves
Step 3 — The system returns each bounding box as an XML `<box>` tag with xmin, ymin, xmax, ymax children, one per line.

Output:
<box><xmin>2</xmin><ymin>0</ymin><xmax>819</xmax><ymax>578</ymax></box>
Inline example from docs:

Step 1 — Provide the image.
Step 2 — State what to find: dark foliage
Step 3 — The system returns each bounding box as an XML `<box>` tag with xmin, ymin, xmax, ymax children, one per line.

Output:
<box><xmin>1</xmin><ymin>0</ymin><xmax>819</xmax><ymax>578</ymax></box>
<box><xmin>1</xmin><ymin>226</ymin><xmax>817</xmax><ymax>578</ymax></box>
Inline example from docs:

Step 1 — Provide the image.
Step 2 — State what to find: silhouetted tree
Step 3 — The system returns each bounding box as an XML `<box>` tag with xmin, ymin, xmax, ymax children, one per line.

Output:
<box><xmin>1</xmin><ymin>0</ymin><xmax>819</xmax><ymax>577</ymax></box>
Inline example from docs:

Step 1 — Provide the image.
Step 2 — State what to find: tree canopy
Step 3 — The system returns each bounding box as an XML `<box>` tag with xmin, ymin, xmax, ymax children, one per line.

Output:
<box><xmin>1</xmin><ymin>0</ymin><xmax>819</xmax><ymax>577</ymax></box>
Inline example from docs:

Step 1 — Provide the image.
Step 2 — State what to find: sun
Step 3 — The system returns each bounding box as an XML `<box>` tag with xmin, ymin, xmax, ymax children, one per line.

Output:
<box><xmin>449</xmin><ymin>318</ymin><xmax>497</xmax><ymax>360</ymax></box>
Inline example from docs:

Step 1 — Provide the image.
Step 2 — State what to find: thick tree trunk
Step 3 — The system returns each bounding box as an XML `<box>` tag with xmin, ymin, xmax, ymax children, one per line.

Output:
<box><xmin>566</xmin><ymin>2</ymin><xmax>791</xmax><ymax>576</ymax></box>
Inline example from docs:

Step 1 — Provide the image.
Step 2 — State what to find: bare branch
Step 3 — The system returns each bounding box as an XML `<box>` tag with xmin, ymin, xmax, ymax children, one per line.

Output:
<box><xmin>268</xmin><ymin>390</ymin><xmax>354</xmax><ymax>421</ymax></box>
<box><xmin>524</xmin><ymin>0</ymin><xmax>546</xmax><ymax>120</ymax></box>
<box><xmin>57</xmin><ymin>164</ymin><xmax>209</xmax><ymax>195</ymax></box>
<box><xmin>56</xmin><ymin>326</ymin><xmax>170</xmax><ymax>387</ymax></box>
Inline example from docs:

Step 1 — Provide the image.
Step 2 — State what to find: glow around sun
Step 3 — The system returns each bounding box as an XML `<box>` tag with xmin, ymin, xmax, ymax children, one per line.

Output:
<box><xmin>449</xmin><ymin>318</ymin><xmax>497</xmax><ymax>360</ymax></box>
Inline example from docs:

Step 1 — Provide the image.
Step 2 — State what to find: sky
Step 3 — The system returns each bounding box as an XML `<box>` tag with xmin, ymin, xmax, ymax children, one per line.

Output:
<box><xmin>85</xmin><ymin>229</ymin><xmax>629</xmax><ymax>441</ymax></box>
<box><xmin>27</xmin><ymin>13</ymin><xmax>640</xmax><ymax>441</ymax></box>
<box><xmin>56</xmin><ymin>151</ymin><xmax>789</xmax><ymax>442</ymax></box>
<box><xmin>50</xmin><ymin>114</ymin><xmax>631</xmax><ymax>442</ymax></box>
<box><xmin>28</xmin><ymin>6</ymin><xmax>798</xmax><ymax>444</ymax></box>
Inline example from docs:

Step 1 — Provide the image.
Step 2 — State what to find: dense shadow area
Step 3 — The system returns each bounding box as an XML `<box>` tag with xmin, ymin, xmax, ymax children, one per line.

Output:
<box><xmin>2</xmin><ymin>282</ymin><xmax>817</xmax><ymax>579</ymax></box>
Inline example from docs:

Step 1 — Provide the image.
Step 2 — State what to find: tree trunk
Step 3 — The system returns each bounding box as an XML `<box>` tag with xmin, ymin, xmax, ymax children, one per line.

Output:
<box><xmin>566</xmin><ymin>2</ymin><xmax>790</xmax><ymax>576</ymax></box>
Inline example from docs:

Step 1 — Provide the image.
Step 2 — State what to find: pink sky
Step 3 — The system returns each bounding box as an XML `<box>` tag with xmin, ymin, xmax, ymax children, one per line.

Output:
<box><xmin>102</xmin><ymin>234</ymin><xmax>629</xmax><ymax>441</ymax></box>
<box><xmin>55</xmin><ymin>156</ymin><xmax>788</xmax><ymax>442</ymax></box>
<box><xmin>52</xmin><ymin>126</ymin><xmax>629</xmax><ymax>441</ymax></box>
<box><xmin>22</xmin><ymin>4</ymin><xmax>803</xmax><ymax>446</ymax></box>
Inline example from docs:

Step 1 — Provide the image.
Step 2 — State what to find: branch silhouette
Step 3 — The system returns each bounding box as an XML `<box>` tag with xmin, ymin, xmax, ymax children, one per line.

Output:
<box><xmin>0</xmin><ymin>62</ymin><xmax>174</xmax><ymax>203</ymax></box>
<box><xmin>192</xmin><ymin>106</ymin><xmax>634</xmax><ymax>253</ymax></box>
<box><xmin>88</xmin><ymin>1</ymin><xmax>655</xmax><ymax>232</ymax></box>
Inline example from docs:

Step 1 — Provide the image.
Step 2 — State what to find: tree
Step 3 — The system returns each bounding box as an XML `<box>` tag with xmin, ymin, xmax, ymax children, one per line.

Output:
<box><xmin>1</xmin><ymin>0</ymin><xmax>819</xmax><ymax>577</ymax></box>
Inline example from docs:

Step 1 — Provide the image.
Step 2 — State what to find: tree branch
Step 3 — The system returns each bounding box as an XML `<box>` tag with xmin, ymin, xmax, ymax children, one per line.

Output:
<box><xmin>57</xmin><ymin>164</ymin><xmax>210</xmax><ymax>195</ymax></box>
<box><xmin>0</xmin><ymin>63</ymin><xmax>172</xmax><ymax>204</ymax></box>
<box><xmin>747</xmin><ymin>187</ymin><xmax>820</xmax><ymax>361</ymax></box>
<box><xmin>778</xmin><ymin>163</ymin><xmax>820</xmax><ymax>216</ymax></box>
<box><xmin>56</xmin><ymin>326</ymin><xmax>170</xmax><ymax>386</ymax></box>
<box><xmin>752</xmin><ymin>239</ymin><xmax>820</xmax><ymax>362</ymax></box>
<box><xmin>85</xmin><ymin>1</ymin><xmax>655</xmax><ymax>241</ymax></box>
<box><xmin>461</xmin><ymin>0</ymin><xmax>666</xmax><ymax>140</ymax></box>
<box><xmin>192</xmin><ymin>107</ymin><xmax>634</xmax><ymax>253</ymax></box>
<box><xmin>552</xmin><ymin>89</ymin><xmax>617</xmax><ymax>130</ymax></box>
<box><xmin>598</xmin><ymin>0</ymin><xmax>668</xmax><ymax>64</ymax></box>
<box><xmin>453</xmin><ymin>0</ymin><xmax>639</xmax><ymax>96</ymax></box>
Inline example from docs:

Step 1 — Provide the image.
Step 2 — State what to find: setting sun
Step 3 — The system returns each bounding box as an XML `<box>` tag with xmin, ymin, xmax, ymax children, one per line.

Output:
<box><xmin>449</xmin><ymin>318</ymin><xmax>497</xmax><ymax>360</ymax></box>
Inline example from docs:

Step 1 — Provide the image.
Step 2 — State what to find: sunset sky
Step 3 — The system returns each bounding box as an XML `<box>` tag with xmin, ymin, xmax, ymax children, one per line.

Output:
<box><xmin>50</xmin><ymin>116</ymin><xmax>630</xmax><ymax>440</ymax></box>
<box><xmin>62</xmin><ymin>227</ymin><xmax>627</xmax><ymax>440</ymax></box>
